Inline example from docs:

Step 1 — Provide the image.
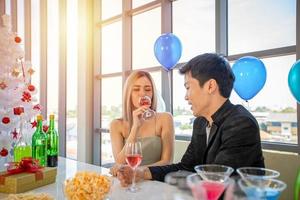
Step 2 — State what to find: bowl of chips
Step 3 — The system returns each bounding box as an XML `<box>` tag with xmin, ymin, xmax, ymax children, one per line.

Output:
<box><xmin>63</xmin><ymin>171</ymin><xmax>112</xmax><ymax>200</ymax></box>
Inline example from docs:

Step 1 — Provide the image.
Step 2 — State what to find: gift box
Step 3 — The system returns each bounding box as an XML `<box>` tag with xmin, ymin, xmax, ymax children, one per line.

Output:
<box><xmin>0</xmin><ymin>167</ymin><xmax>57</xmax><ymax>193</ymax></box>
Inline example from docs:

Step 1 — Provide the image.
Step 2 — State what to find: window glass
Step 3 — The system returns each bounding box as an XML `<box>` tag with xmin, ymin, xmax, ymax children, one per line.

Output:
<box><xmin>17</xmin><ymin>0</ymin><xmax>24</xmax><ymax>49</ymax></box>
<box><xmin>101</xmin><ymin>0</ymin><xmax>122</xmax><ymax>20</ymax></box>
<box><xmin>66</xmin><ymin>0</ymin><xmax>78</xmax><ymax>160</ymax></box>
<box><xmin>5</xmin><ymin>0</ymin><xmax>11</xmax><ymax>14</ymax></box>
<box><xmin>172</xmin><ymin>69</ymin><xmax>193</xmax><ymax>137</ymax></box>
<box><xmin>47</xmin><ymin>0</ymin><xmax>59</xmax><ymax>117</ymax></box>
<box><xmin>101</xmin><ymin>77</ymin><xmax>122</xmax><ymax>165</ymax></box>
<box><xmin>101</xmin><ymin>21</ymin><xmax>122</xmax><ymax>74</ymax></box>
<box><xmin>132</xmin><ymin>0</ymin><xmax>154</xmax><ymax>8</ymax></box>
<box><xmin>31</xmin><ymin>0</ymin><xmax>40</xmax><ymax>103</ymax></box>
<box><xmin>228</xmin><ymin>0</ymin><xmax>296</xmax><ymax>55</ymax></box>
<box><xmin>230</xmin><ymin>55</ymin><xmax>297</xmax><ymax>144</ymax></box>
<box><xmin>132</xmin><ymin>7</ymin><xmax>161</xmax><ymax>69</ymax></box>
<box><xmin>173</xmin><ymin>0</ymin><xmax>215</xmax><ymax>62</ymax></box>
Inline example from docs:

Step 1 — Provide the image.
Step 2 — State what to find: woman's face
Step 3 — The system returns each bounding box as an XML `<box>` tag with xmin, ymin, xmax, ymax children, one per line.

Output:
<box><xmin>131</xmin><ymin>76</ymin><xmax>153</xmax><ymax>109</ymax></box>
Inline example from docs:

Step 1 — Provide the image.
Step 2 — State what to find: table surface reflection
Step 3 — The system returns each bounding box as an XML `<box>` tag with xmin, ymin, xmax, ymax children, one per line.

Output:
<box><xmin>0</xmin><ymin>157</ymin><xmax>193</xmax><ymax>200</ymax></box>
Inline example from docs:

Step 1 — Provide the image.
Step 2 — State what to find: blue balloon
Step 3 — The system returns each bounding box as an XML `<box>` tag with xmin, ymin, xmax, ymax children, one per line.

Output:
<box><xmin>288</xmin><ymin>59</ymin><xmax>300</xmax><ymax>103</ymax></box>
<box><xmin>232</xmin><ymin>56</ymin><xmax>267</xmax><ymax>101</ymax></box>
<box><xmin>154</xmin><ymin>33</ymin><xmax>182</xmax><ymax>71</ymax></box>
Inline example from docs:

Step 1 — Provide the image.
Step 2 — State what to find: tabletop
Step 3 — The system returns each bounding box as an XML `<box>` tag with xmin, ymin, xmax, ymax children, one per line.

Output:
<box><xmin>0</xmin><ymin>157</ymin><xmax>193</xmax><ymax>200</ymax></box>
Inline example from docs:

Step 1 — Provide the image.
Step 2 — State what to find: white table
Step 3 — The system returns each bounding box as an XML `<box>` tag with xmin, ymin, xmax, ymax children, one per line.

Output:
<box><xmin>0</xmin><ymin>157</ymin><xmax>193</xmax><ymax>200</ymax></box>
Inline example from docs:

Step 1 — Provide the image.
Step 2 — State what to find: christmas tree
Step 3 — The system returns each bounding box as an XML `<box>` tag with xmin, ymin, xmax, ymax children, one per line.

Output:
<box><xmin>0</xmin><ymin>15</ymin><xmax>41</xmax><ymax>167</ymax></box>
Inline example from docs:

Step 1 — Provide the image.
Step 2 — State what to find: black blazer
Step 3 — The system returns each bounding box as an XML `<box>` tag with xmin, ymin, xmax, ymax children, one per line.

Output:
<box><xmin>149</xmin><ymin>100</ymin><xmax>265</xmax><ymax>181</ymax></box>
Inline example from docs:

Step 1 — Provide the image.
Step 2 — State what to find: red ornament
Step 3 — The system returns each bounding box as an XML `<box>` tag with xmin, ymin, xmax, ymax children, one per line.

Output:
<box><xmin>28</xmin><ymin>84</ymin><xmax>35</xmax><ymax>92</ymax></box>
<box><xmin>2</xmin><ymin>117</ymin><xmax>10</xmax><ymax>124</ymax></box>
<box><xmin>0</xmin><ymin>148</ymin><xmax>8</xmax><ymax>157</ymax></box>
<box><xmin>14</xmin><ymin>36</ymin><xmax>22</xmax><ymax>43</ymax></box>
<box><xmin>0</xmin><ymin>81</ymin><xmax>7</xmax><ymax>90</ymax></box>
<box><xmin>33</xmin><ymin>104</ymin><xmax>42</xmax><ymax>111</ymax></box>
<box><xmin>11</xmin><ymin>129</ymin><xmax>18</xmax><ymax>139</ymax></box>
<box><xmin>31</xmin><ymin>120</ymin><xmax>37</xmax><ymax>128</ymax></box>
<box><xmin>13</xmin><ymin>107</ymin><xmax>24</xmax><ymax>115</ymax></box>
<box><xmin>21</xmin><ymin>91</ymin><xmax>31</xmax><ymax>102</ymax></box>
<box><xmin>43</xmin><ymin>125</ymin><xmax>49</xmax><ymax>133</ymax></box>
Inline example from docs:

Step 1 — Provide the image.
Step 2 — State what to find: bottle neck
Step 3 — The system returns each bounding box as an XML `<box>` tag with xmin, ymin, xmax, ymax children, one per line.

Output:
<box><xmin>37</xmin><ymin>119</ymin><xmax>43</xmax><ymax>132</ymax></box>
<box><xmin>49</xmin><ymin>119</ymin><xmax>55</xmax><ymax>130</ymax></box>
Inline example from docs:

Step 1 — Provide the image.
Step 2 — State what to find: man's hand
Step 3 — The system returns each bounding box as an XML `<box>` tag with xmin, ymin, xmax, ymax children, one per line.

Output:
<box><xmin>117</xmin><ymin>166</ymin><xmax>152</xmax><ymax>187</ymax></box>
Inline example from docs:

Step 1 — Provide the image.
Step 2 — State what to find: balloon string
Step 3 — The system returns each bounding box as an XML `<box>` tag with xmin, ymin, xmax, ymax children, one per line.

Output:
<box><xmin>168</xmin><ymin>70</ymin><xmax>172</xmax><ymax>112</ymax></box>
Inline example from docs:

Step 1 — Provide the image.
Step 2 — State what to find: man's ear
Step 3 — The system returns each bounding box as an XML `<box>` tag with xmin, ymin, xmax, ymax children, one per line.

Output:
<box><xmin>207</xmin><ymin>79</ymin><xmax>218</xmax><ymax>94</ymax></box>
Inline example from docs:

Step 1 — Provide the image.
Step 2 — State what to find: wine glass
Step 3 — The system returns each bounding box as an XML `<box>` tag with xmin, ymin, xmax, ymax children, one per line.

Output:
<box><xmin>139</xmin><ymin>96</ymin><xmax>155</xmax><ymax>120</ymax></box>
<box><xmin>125</xmin><ymin>141</ymin><xmax>143</xmax><ymax>192</ymax></box>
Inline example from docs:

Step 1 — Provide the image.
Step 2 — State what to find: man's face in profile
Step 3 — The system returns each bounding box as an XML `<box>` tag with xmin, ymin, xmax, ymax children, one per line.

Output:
<box><xmin>184</xmin><ymin>72</ymin><xmax>211</xmax><ymax>118</ymax></box>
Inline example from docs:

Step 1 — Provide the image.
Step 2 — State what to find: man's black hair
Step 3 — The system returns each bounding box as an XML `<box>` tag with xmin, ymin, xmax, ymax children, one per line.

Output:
<box><xmin>179</xmin><ymin>53</ymin><xmax>235</xmax><ymax>98</ymax></box>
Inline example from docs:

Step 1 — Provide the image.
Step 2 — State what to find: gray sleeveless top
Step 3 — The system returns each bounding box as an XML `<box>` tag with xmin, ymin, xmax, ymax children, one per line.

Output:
<box><xmin>125</xmin><ymin>115</ymin><xmax>162</xmax><ymax>166</ymax></box>
<box><xmin>139</xmin><ymin>136</ymin><xmax>162</xmax><ymax>165</ymax></box>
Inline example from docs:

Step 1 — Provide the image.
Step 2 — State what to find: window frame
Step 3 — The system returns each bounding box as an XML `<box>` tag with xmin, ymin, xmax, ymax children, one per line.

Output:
<box><xmin>95</xmin><ymin>0</ymin><xmax>299</xmax><ymax>165</ymax></box>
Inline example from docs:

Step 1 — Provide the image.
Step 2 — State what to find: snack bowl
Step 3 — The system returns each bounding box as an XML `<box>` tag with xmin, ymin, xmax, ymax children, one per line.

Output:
<box><xmin>63</xmin><ymin>171</ymin><xmax>112</xmax><ymax>200</ymax></box>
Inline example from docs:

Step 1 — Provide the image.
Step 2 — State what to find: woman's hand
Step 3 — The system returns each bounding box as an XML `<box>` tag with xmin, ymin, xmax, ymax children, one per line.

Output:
<box><xmin>132</xmin><ymin>106</ymin><xmax>148</xmax><ymax>128</ymax></box>
<box><xmin>109</xmin><ymin>164</ymin><xmax>123</xmax><ymax>177</ymax></box>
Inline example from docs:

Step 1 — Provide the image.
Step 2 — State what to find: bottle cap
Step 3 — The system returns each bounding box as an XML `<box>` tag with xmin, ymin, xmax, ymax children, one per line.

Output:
<box><xmin>50</xmin><ymin>114</ymin><xmax>55</xmax><ymax>120</ymax></box>
<box><xmin>37</xmin><ymin>114</ymin><xmax>43</xmax><ymax>121</ymax></box>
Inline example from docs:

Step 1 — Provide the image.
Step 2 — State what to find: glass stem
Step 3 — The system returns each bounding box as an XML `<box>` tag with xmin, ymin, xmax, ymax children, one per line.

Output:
<box><xmin>131</xmin><ymin>168</ymin><xmax>136</xmax><ymax>189</ymax></box>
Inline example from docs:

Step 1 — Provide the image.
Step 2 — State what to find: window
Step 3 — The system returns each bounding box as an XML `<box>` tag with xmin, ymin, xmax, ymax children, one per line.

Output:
<box><xmin>101</xmin><ymin>21</ymin><xmax>122</xmax><ymax>74</ymax></box>
<box><xmin>101</xmin><ymin>0</ymin><xmax>122</xmax><ymax>20</ymax></box>
<box><xmin>95</xmin><ymin>0</ymin><xmax>299</xmax><ymax>166</ymax></box>
<box><xmin>173</xmin><ymin>0</ymin><xmax>215</xmax><ymax>62</ymax></box>
<box><xmin>230</xmin><ymin>55</ymin><xmax>298</xmax><ymax>144</ymax></box>
<box><xmin>132</xmin><ymin>7</ymin><xmax>161</xmax><ymax>69</ymax></box>
<box><xmin>66</xmin><ymin>0</ymin><xmax>78</xmax><ymax>160</ymax></box>
<box><xmin>101</xmin><ymin>77</ymin><xmax>122</xmax><ymax>165</ymax></box>
<box><xmin>228</xmin><ymin>0</ymin><xmax>296</xmax><ymax>55</ymax></box>
<box><xmin>47</xmin><ymin>0</ymin><xmax>59</xmax><ymax>116</ymax></box>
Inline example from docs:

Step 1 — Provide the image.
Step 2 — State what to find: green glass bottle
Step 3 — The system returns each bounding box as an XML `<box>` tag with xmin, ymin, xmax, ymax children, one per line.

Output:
<box><xmin>32</xmin><ymin>115</ymin><xmax>47</xmax><ymax>166</ymax></box>
<box><xmin>46</xmin><ymin>114</ymin><xmax>59</xmax><ymax>167</ymax></box>
<box><xmin>14</xmin><ymin>120</ymin><xmax>32</xmax><ymax>162</ymax></box>
<box><xmin>295</xmin><ymin>168</ymin><xmax>300</xmax><ymax>200</ymax></box>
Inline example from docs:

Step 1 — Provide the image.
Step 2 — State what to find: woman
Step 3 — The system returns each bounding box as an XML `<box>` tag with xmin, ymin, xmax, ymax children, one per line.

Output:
<box><xmin>110</xmin><ymin>71</ymin><xmax>174</xmax><ymax>176</ymax></box>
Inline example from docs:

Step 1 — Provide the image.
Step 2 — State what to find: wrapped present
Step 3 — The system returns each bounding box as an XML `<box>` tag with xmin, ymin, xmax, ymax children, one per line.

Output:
<box><xmin>0</xmin><ymin>157</ymin><xmax>57</xmax><ymax>193</ymax></box>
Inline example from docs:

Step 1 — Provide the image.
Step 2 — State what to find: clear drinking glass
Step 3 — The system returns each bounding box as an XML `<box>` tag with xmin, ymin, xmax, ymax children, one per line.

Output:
<box><xmin>191</xmin><ymin>164</ymin><xmax>234</xmax><ymax>200</ymax></box>
<box><xmin>125</xmin><ymin>141</ymin><xmax>143</xmax><ymax>192</ymax></box>
<box><xmin>139</xmin><ymin>96</ymin><xmax>155</xmax><ymax>120</ymax></box>
<box><xmin>237</xmin><ymin>167</ymin><xmax>280</xmax><ymax>180</ymax></box>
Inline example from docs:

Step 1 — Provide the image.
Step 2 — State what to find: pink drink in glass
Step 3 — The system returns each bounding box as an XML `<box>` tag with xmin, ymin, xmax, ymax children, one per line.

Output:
<box><xmin>201</xmin><ymin>181</ymin><xmax>226</xmax><ymax>200</ymax></box>
<box><xmin>126</xmin><ymin>154</ymin><xmax>142</xmax><ymax>169</ymax></box>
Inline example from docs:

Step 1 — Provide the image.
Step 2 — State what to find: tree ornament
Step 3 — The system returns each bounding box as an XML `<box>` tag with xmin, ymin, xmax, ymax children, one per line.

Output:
<box><xmin>31</xmin><ymin>120</ymin><xmax>37</xmax><ymax>128</ymax></box>
<box><xmin>2</xmin><ymin>117</ymin><xmax>10</xmax><ymax>124</ymax></box>
<box><xmin>27</xmin><ymin>84</ymin><xmax>35</xmax><ymax>92</ymax></box>
<box><xmin>27</xmin><ymin>68</ymin><xmax>35</xmax><ymax>75</ymax></box>
<box><xmin>13</xmin><ymin>107</ymin><xmax>24</xmax><ymax>115</ymax></box>
<box><xmin>0</xmin><ymin>82</ymin><xmax>7</xmax><ymax>90</ymax></box>
<box><xmin>21</xmin><ymin>91</ymin><xmax>31</xmax><ymax>102</ymax></box>
<box><xmin>0</xmin><ymin>148</ymin><xmax>8</xmax><ymax>157</ymax></box>
<box><xmin>11</xmin><ymin>129</ymin><xmax>18</xmax><ymax>139</ymax></box>
<box><xmin>43</xmin><ymin>125</ymin><xmax>49</xmax><ymax>133</ymax></box>
<box><xmin>11</xmin><ymin>68</ymin><xmax>21</xmax><ymax>77</ymax></box>
<box><xmin>14</xmin><ymin>36</ymin><xmax>21</xmax><ymax>43</ymax></box>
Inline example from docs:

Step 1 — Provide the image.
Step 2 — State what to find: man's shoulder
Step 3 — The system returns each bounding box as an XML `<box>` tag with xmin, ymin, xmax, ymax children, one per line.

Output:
<box><xmin>226</xmin><ymin>104</ymin><xmax>258</xmax><ymax>125</ymax></box>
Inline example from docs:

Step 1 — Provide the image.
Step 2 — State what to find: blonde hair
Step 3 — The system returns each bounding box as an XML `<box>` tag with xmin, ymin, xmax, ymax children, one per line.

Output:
<box><xmin>123</xmin><ymin>71</ymin><xmax>158</xmax><ymax>129</ymax></box>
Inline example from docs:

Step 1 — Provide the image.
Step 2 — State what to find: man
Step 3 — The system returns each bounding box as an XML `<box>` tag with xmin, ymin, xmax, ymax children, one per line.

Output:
<box><xmin>117</xmin><ymin>53</ymin><xmax>264</xmax><ymax>185</ymax></box>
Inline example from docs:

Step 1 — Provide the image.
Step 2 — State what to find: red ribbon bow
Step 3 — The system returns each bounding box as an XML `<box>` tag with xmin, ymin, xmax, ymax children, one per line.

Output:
<box><xmin>0</xmin><ymin>157</ymin><xmax>44</xmax><ymax>185</ymax></box>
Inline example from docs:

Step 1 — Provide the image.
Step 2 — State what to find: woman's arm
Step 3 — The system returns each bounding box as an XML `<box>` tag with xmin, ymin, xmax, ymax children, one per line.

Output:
<box><xmin>148</xmin><ymin>112</ymin><xmax>174</xmax><ymax>166</ymax></box>
<box><xmin>110</xmin><ymin>107</ymin><xmax>146</xmax><ymax>165</ymax></box>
